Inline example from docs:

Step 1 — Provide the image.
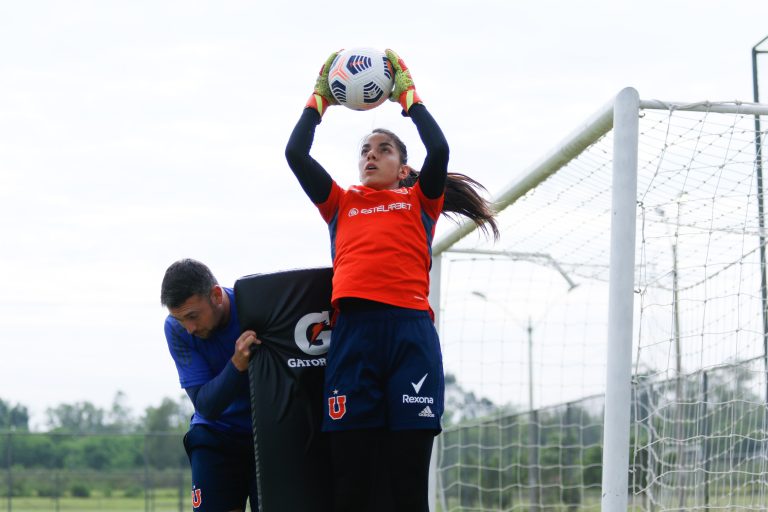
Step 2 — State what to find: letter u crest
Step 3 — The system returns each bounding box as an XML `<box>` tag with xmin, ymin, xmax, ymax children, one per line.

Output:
<box><xmin>192</xmin><ymin>488</ymin><xmax>202</xmax><ymax>508</ymax></box>
<box><xmin>328</xmin><ymin>395</ymin><xmax>347</xmax><ymax>420</ymax></box>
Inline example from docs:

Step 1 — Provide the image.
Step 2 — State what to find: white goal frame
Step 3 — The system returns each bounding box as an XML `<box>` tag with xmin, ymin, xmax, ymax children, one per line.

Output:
<box><xmin>428</xmin><ymin>88</ymin><xmax>768</xmax><ymax>512</ymax></box>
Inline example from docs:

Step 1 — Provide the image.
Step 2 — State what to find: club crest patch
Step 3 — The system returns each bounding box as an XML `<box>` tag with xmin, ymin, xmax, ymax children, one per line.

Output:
<box><xmin>328</xmin><ymin>392</ymin><xmax>347</xmax><ymax>420</ymax></box>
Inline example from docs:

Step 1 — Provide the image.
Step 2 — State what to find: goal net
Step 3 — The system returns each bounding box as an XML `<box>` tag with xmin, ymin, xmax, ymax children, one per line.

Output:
<box><xmin>431</xmin><ymin>92</ymin><xmax>768</xmax><ymax>511</ymax></box>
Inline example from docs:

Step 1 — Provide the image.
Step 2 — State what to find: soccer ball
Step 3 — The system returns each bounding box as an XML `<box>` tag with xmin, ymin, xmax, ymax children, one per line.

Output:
<box><xmin>328</xmin><ymin>48</ymin><xmax>394</xmax><ymax>111</ymax></box>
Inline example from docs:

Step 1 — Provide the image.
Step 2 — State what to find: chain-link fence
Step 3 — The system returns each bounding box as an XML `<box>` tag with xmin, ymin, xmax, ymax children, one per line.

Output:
<box><xmin>1</xmin><ymin>431</ymin><xmax>191</xmax><ymax>512</ymax></box>
<box><xmin>436</xmin><ymin>359</ymin><xmax>768</xmax><ymax>511</ymax></box>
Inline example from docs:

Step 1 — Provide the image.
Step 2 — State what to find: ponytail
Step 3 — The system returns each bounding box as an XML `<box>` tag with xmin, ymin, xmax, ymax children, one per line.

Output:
<box><xmin>400</xmin><ymin>168</ymin><xmax>499</xmax><ymax>241</ymax></box>
<box><xmin>369</xmin><ymin>128</ymin><xmax>499</xmax><ymax>240</ymax></box>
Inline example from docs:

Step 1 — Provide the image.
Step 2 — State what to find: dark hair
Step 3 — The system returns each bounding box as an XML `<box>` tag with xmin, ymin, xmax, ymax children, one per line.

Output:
<box><xmin>370</xmin><ymin>128</ymin><xmax>500</xmax><ymax>240</ymax></box>
<box><xmin>160</xmin><ymin>259</ymin><xmax>218</xmax><ymax>309</ymax></box>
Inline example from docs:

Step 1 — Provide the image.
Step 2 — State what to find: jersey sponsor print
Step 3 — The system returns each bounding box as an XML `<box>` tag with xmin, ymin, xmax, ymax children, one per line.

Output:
<box><xmin>419</xmin><ymin>406</ymin><xmax>435</xmax><ymax>418</ymax></box>
<box><xmin>289</xmin><ymin>310</ymin><xmax>331</xmax><ymax>368</ymax></box>
<box><xmin>317</xmin><ymin>182</ymin><xmax>443</xmax><ymax>311</ymax></box>
<box><xmin>293</xmin><ymin>310</ymin><xmax>332</xmax><ymax>356</ymax></box>
<box><xmin>402</xmin><ymin>373</ymin><xmax>436</xmax><ymax>418</ymax></box>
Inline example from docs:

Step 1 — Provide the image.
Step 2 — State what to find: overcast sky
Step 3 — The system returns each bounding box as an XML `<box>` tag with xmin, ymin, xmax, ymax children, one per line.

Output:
<box><xmin>1</xmin><ymin>0</ymin><xmax>767</xmax><ymax>429</ymax></box>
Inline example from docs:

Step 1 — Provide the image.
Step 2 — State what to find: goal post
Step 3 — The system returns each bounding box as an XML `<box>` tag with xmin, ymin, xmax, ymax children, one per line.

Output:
<box><xmin>429</xmin><ymin>89</ymin><xmax>768</xmax><ymax>511</ymax></box>
<box><xmin>602</xmin><ymin>86</ymin><xmax>640</xmax><ymax>512</ymax></box>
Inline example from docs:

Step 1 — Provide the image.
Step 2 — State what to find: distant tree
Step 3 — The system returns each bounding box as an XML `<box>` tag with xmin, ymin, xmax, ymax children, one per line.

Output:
<box><xmin>141</xmin><ymin>396</ymin><xmax>189</xmax><ymax>433</ymax></box>
<box><xmin>45</xmin><ymin>401</ymin><xmax>106</xmax><ymax>433</ymax></box>
<box><xmin>0</xmin><ymin>397</ymin><xmax>29</xmax><ymax>431</ymax></box>
<box><xmin>443</xmin><ymin>372</ymin><xmax>501</xmax><ymax>425</ymax></box>
<box><xmin>141</xmin><ymin>396</ymin><xmax>190</xmax><ymax>469</ymax></box>
<box><xmin>106</xmin><ymin>391</ymin><xmax>136</xmax><ymax>433</ymax></box>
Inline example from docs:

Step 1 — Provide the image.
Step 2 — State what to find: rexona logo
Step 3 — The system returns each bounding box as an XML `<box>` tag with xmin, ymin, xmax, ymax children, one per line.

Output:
<box><xmin>402</xmin><ymin>394</ymin><xmax>434</xmax><ymax>404</ymax></box>
<box><xmin>293</xmin><ymin>311</ymin><xmax>332</xmax><ymax>356</ymax></box>
<box><xmin>402</xmin><ymin>372</ymin><xmax>434</xmax><ymax>404</ymax></box>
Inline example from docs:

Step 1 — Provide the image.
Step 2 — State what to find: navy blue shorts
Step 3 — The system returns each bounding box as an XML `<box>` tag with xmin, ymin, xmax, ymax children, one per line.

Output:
<box><xmin>183</xmin><ymin>424</ymin><xmax>258</xmax><ymax>511</ymax></box>
<box><xmin>322</xmin><ymin>307</ymin><xmax>444</xmax><ymax>432</ymax></box>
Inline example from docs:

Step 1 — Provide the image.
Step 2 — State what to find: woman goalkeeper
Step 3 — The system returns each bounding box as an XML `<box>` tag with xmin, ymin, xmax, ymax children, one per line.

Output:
<box><xmin>285</xmin><ymin>49</ymin><xmax>498</xmax><ymax>512</ymax></box>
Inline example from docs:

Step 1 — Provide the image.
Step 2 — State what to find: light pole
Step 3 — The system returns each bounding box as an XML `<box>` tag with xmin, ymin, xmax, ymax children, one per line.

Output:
<box><xmin>471</xmin><ymin>290</ymin><xmax>540</xmax><ymax>511</ymax></box>
<box><xmin>656</xmin><ymin>197</ymin><xmax>687</xmax><ymax>508</ymax></box>
<box><xmin>465</xmin><ymin>250</ymin><xmax>577</xmax><ymax>511</ymax></box>
<box><xmin>470</xmin><ymin>292</ymin><xmax>535</xmax><ymax>409</ymax></box>
<box><xmin>654</xmin><ymin>200</ymin><xmax>685</xmax><ymax>382</ymax></box>
<box><xmin>525</xmin><ymin>315</ymin><xmax>537</xmax><ymax>512</ymax></box>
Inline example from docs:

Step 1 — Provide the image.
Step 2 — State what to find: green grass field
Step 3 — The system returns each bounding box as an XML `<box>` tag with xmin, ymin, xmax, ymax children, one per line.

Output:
<box><xmin>4</xmin><ymin>488</ymin><xmax>185</xmax><ymax>512</ymax></box>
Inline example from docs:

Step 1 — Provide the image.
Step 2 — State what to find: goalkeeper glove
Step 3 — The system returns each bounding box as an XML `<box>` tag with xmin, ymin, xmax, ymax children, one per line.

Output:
<box><xmin>305</xmin><ymin>51</ymin><xmax>341</xmax><ymax>117</ymax></box>
<box><xmin>385</xmin><ymin>49</ymin><xmax>422</xmax><ymax>115</ymax></box>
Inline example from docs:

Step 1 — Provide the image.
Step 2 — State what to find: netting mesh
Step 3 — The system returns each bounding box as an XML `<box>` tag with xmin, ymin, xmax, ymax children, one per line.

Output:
<box><xmin>434</xmin><ymin>104</ymin><xmax>768</xmax><ymax>511</ymax></box>
<box><xmin>632</xmin><ymin>108</ymin><xmax>768</xmax><ymax>510</ymax></box>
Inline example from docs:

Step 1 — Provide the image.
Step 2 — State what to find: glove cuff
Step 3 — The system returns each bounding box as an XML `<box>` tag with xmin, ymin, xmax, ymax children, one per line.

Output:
<box><xmin>398</xmin><ymin>89</ymin><xmax>422</xmax><ymax>115</ymax></box>
<box><xmin>306</xmin><ymin>93</ymin><xmax>331</xmax><ymax>117</ymax></box>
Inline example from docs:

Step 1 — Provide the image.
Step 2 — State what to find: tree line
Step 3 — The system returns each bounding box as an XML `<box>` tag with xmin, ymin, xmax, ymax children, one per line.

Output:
<box><xmin>1</xmin><ymin>393</ymin><xmax>195</xmax><ymax>498</ymax></box>
<box><xmin>0</xmin><ymin>391</ymin><xmax>192</xmax><ymax>435</ymax></box>
<box><xmin>0</xmin><ymin>374</ymin><xmax>500</xmax><ymax>502</ymax></box>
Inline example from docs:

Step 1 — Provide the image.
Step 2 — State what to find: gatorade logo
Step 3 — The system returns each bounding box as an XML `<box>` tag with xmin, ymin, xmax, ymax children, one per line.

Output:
<box><xmin>294</xmin><ymin>311</ymin><xmax>332</xmax><ymax>356</ymax></box>
<box><xmin>328</xmin><ymin>392</ymin><xmax>347</xmax><ymax>420</ymax></box>
<box><xmin>191</xmin><ymin>487</ymin><xmax>202</xmax><ymax>508</ymax></box>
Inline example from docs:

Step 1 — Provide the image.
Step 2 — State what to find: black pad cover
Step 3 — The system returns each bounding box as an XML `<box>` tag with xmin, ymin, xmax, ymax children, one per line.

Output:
<box><xmin>235</xmin><ymin>268</ymin><xmax>333</xmax><ymax>512</ymax></box>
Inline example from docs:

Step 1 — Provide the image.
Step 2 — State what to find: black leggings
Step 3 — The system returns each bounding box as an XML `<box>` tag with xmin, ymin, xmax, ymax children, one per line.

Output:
<box><xmin>329</xmin><ymin>429</ymin><xmax>436</xmax><ymax>512</ymax></box>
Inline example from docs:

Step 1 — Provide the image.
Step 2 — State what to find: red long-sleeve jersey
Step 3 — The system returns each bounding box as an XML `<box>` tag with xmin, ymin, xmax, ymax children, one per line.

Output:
<box><xmin>316</xmin><ymin>181</ymin><xmax>444</xmax><ymax>310</ymax></box>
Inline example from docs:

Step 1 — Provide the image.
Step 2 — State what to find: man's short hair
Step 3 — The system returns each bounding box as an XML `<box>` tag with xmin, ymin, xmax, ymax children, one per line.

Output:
<box><xmin>160</xmin><ymin>259</ymin><xmax>218</xmax><ymax>309</ymax></box>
